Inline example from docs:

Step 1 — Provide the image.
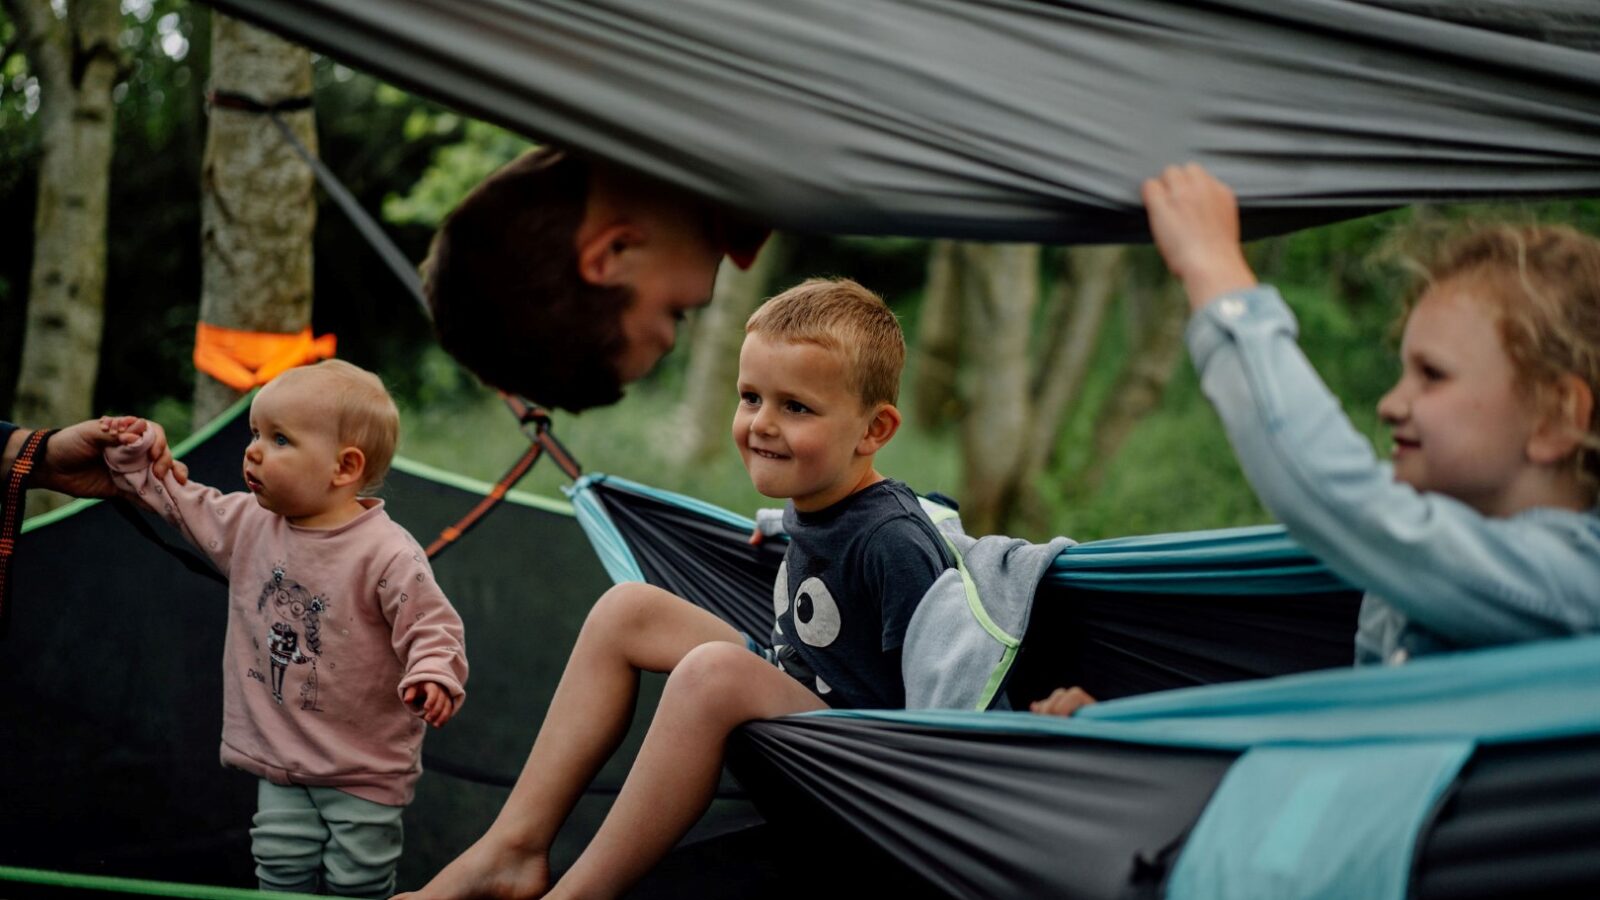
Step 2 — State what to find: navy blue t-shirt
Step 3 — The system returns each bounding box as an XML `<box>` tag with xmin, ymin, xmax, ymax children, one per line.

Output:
<box><xmin>767</xmin><ymin>479</ymin><xmax>954</xmax><ymax>710</ymax></box>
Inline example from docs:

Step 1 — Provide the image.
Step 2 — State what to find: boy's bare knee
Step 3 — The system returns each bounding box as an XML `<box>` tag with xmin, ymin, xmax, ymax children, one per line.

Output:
<box><xmin>663</xmin><ymin>642</ymin><xmax>820</xmax><ymax>726</ymax></box>
<box><xmin>584</xmin><ymin>583</ymin><xmax>665</xmax><ymax>640</ymax></box>
<box><xmin>666</xmin><ymin>642</ymin><xmax>759</xmax><ymax>699</ymax></box>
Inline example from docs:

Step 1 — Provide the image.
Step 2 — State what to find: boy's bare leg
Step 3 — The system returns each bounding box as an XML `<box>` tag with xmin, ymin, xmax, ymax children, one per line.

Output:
<box><xmin>548</xmin><ymin>641</ymin><xmax>828</xmax><ymax>900</ymax></box>
<box><xmin>395</xmin><ymin>583</ymin><xmax>743</xmax><ymax>900</ymax></box>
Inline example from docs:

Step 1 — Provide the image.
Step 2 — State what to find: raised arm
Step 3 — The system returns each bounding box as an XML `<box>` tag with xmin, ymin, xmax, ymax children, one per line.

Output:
<box><xmin>103</xmin><ymin>422</ymin><xmax>253</xmax><ymax>572</ymax></box>
<box><xmin>1145</xmin><ymin>165</ymin><xmax>1600</xmax><ymax>647</ymax></box>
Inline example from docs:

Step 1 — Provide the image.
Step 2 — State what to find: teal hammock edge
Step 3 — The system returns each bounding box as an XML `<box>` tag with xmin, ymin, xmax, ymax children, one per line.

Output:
<box><xmin>566</xmin><ymin>475</ymin><xmax>646</xmax><ymax>584</ymax></box>
<box><xmin>0</xmin><ymin>866</ymin><xmax>321</xmax><ymax>900</ymax></box>
<box><xmin>575</xmin><ymin>473</ymin><xmax>1350</xmax><ymax>595</ymax></box>
<box><xmin>809</xmin><ymin>633</ymin><xmax>1600</xmax><ymax>751</ymax></box>
<box><xmin>578</xmin><ymin>473</ymin><xmax>763</xmax><ymax>533</ymax></box>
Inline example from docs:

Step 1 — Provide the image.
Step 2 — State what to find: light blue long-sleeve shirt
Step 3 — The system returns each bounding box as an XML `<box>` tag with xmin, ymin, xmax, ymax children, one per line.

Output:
<box><xmin>1188</xmin><ymin>285</ymin><xmax>1600</xmax><ymax>666</ymax></box>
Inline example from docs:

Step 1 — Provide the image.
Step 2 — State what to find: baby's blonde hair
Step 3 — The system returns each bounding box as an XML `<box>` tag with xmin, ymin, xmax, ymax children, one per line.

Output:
<box><xmin>744</xmin><ymin>278</ymin><xmax>905</xmax><ymax>408</ymax></box>
<box><xmin>272</xmin><ymin>360</ymin><xmax>399</xmax><ymax>493</ymax></box>
<box><xmin>1411</xmin><ymin>224</ymin><xmax>1600</xmax><ymax>487</ymax></box>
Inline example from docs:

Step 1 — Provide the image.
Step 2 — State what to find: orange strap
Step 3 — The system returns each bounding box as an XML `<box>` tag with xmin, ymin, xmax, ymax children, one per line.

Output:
<box><xmin>193</xmin><ymin>322</ymin><xmax>337</xmax><ymax>391</ymax></box>
<box><xmin>1</xmin><ymin>428</ymin><xmax>53</xmax><ymax>638</ymax></box>
<box><xmin>425</xmin><ymin>444</ymin><xmax>544</xmax><ymax>559</ymax></box>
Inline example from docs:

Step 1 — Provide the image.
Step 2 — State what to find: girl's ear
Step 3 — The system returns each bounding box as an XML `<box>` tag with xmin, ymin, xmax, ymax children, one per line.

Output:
<box><xmin>1528</xmin><ymin>373</ymin><xmax>1594</xmax><ymax>465</ymax></box>
<box><xmin>857</xmin><ymin>403</ymin><xmax>903</xmax><ymax>456</ymax></box>
<box><xmin>332</xmin><ymin>446</ymin><xmax>368</xmax><ymax>489</ymax></box>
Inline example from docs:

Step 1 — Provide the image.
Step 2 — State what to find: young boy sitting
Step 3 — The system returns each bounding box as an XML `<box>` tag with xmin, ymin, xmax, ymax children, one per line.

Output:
<box><xmin>400</xmin><ymin>278</ymin><xmax>954</xmax><ymax>900</ymax></box>
<box><xmin>103</xmin><ymin>360</ymin><xmax>468</xmax><ymax>897</ymax></box>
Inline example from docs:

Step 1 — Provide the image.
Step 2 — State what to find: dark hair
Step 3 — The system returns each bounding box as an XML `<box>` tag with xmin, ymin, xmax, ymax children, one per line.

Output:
<box><xmin>423</xmin><ymin>147</ymin><xmax>633</xmax><ymax>412</ymax></box>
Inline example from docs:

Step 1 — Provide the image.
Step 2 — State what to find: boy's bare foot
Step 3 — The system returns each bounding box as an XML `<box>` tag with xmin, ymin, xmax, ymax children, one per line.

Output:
<box><xmin>392</xmin><ymin>838</ymin><xmax>550</xmax><ymax>900</ymax></box>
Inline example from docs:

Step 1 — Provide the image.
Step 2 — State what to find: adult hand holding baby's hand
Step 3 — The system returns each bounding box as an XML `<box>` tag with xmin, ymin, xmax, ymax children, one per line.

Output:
<box><xmin>97</xmin><ymin>416</ymin><xmax>189</xmax><ymax>484</ymax></box>
<box><xmin>26</xmin><ymin>417</ymin><xmax>185</xmax><ymax>499</ymax></box>
<box><xmin>405</xmin><ymin>681</ymin><xmax>461</xmax><ymax>728</ymax></box>
<box><xmin>1142</xmin><ymin>163</ymin><xmax>1258</xmax><ymax>313</ymax></box>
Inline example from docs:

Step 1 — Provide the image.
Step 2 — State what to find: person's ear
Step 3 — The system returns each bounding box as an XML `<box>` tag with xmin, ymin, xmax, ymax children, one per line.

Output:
<box><xmin>332</xmin><ymin>446</ymin><xmax>368</xmax><ymax>489</ymax></box>
<box><xmin>1527</xmin><ymin>373</ymin><xmax>1593</xmax><ymax>465</ymax></box>
<box><xmin>857</xmin><ymin>403</ymin><xmax>902</xmax><ymax>456</ymax></box>
<box><xmin>576</xmin><ymin>222</ymin><xmax>644</xmax><ymax>286</ymax></box>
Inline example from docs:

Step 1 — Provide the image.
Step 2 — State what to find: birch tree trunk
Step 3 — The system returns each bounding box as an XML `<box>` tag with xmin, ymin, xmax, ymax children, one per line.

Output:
<box><xmin>6</xmin><ymin>0</ymin><xmax>119</xmax><ymax>426</ymax></box>
<box><xmin>1020</xmin><ymin>245</ymin><xmax>1126</xmax><ymax>482</ymax></box>
<box><xmin>675</xmin><ymin>232</ymin><xmax>792</xmax><ymax>464</ymax></box>
<box><xmin>957</xmin><ymin>242</ymin><xmax>1038</xmax><ymax>536</ymax></box>
<box><xmin>1082</xmin><ymin>278</ymin><xmax>1187</xmax><ymax>489</ymax></box>
<box><xmin>4</xmin><ymin>0</ymin><xmax>121</xmax><ymax>514</ymax></box>
<box><xmin>911</xmin><ymin>239</ymin><xmax>963</xmax><ymax>430</ymax></box>
<box><xmin>193</xmin><ymin>15</ymin><xmax>316</xmax><ymax>426</ymax></box>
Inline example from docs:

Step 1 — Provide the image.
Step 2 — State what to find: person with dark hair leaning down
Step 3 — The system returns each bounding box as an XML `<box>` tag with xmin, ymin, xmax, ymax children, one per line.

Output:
<box><xmin>423</xmin><ymin>147</ymin><xmax>769</xmax><ymax>412</ymax></box>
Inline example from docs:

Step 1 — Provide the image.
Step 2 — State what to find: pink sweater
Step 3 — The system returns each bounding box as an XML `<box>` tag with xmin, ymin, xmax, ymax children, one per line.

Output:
<box><xmin>107</xmin><ymin>433</ymin><xmax>468</xmax><ymax>806</ymax></box>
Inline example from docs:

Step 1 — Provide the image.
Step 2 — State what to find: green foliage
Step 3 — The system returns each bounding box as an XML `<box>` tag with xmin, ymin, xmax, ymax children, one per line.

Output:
<box><xmin>6</xmin><ymin>27</ymin><xmax>1597</xmax><ymax>542</ymax></box>
<box><xmin>383</xmin><ymin>120</ymin><xmax>531</xmax><ymax>227</ymax></box>
<box><xmin>390</xmin><ymin>195</ymin><xmax>1600</xmax><ymax>544</ymax></box>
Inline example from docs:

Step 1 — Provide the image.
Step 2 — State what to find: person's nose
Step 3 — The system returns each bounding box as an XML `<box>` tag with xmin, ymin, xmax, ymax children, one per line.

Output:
<box><xmin>751</xmin><ymin>404</ymin><xmax>780</xmax><ymax>437</ymax></box>
<box><xmin>245</xmin><ymin>438</ymin><xmax>263</xmax><ymax>463</ymax></box>
<box><xmin>1377</xmin><ymin>379</ymin><xmax>1408</xmax><ymax>426</ymax></box>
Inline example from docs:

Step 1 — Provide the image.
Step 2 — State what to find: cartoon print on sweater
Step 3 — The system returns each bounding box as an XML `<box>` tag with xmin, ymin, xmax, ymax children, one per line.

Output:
<box><xmin>256</xmin><ymin>565</ymin><xmax>330</xmax><ymax>709</ymax></box>
<box><xmin>769</xmin><ymin>561</ymin><xmax>837</xmax><ymax>697</ymax></box>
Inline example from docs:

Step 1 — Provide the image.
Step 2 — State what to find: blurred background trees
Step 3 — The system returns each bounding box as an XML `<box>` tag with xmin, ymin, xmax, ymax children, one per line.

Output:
<box><xmin>3</xmin><ymin>1</ymin><xmax>1598</xmax><ymax>540</ymax></box>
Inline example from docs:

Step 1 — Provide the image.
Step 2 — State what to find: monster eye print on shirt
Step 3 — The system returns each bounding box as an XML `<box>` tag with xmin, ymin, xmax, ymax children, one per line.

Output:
<box><xmin>773</xmin><ymin>561</ymin><xmax>789</xmax><ymax>619</ymax></box>
<box><xmin>791</xmin><ymin>577</ymin><xmax>842</xmax><ymax>648</ymax></box>
<box><xmin>773</xmin><ymin>562</ymin><xmax>845</xmax><ymax>648</ymax></box>
<box><xmin>768</xmin><ymin>561</ymin><xmax>834</xmax><ymax>697</ymax></box>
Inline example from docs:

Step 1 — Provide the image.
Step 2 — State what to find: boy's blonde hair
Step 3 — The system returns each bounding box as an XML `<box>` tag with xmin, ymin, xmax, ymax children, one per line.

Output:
<box><xmin>1412</xmin><ymin>224</ymin><xmax>1600</xmax><ymax>487</ymax></box>
<box><xmin>744</xmin><ymin>278</ymin><xmax>905</xmax><ymax>407</ymax></box>
<box><xmin>275</xmin><ymin>360</ymin><xmax>399</xmax><ymax>493</ymax></box>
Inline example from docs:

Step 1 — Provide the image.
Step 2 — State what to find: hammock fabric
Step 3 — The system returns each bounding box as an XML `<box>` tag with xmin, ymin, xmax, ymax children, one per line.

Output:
<box><xmin>568</xmin><ymin>474</ymin><xmax>1600</xmax><ymax>899</ymax></box>
<box><xmin>571</xmin><ymin>474</ymin><xmax>1363</xmax><ymax>704</ymax></box>
<box><xmin>6</xmin><ymin>402</ymin><xmax>1599</xmax><ymax>899</ymax></box>
<box><xmin>205</xmin><ymin>0</ymin><xmax>1600</xmax><ymax>242</ymax></box>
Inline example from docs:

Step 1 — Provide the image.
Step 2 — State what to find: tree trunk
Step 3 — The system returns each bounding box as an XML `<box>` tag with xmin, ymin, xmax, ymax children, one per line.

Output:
<box><xmin>1082</xmin><ymin>279</ymin><xmax>1187</xmax><ymax>489</ymax></box>
<box><xmin>675</xmin><ymin>232</ymin><xmax>792</xmax><ymax>464</ymax></box>
<box><xmin>5</xmin><ymin>0</ymin><xmax>121</xmax><ymax>513</ymax></box>
<box><xmin>911</xmin><ymin>239</ymin><xmax>963</xmax><ymax>430</ymax></box>
<box><xmin>957</xmin><ymin>242</ymin><xmax>1038</xmax><ymax>536</ymax></box>
<box><xmin>194</xmin><ymin>15</ymin><xmax>316</xmax><ymax>426</ymax></box>
<box><xmin>1021</xmin><ymin>245</ymin><xmax>1126</xmax><ymax>483</ymax></box>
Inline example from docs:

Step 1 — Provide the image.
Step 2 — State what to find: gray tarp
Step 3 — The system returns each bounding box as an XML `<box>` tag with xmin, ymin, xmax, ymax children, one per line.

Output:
<box><xmin>206</xmin><ymin>0</ymin><xmax>1600</xmax><ymax>241</ymax></box>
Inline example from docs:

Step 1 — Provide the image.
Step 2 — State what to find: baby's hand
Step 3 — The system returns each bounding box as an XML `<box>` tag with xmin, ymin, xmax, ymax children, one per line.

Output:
<box><xmin>1029</xmin><ymin>686</ymin><xmax>1097</xmax><ymax>717</ymax></box>
<box><xmin>404</xmin><ymin>681</ymin><xmax>461</xmax><ymax>728</ymax></box>
<box><xmin>1142</xmin><ymin>163</ymin><xmax>1257</xmax><ymax>312</ymax></box>
<box><xmin>100</xmin><ymin>415</ymin><xmax>146</xmax><ymax>442</ymax></box>
<box><xmin>98</xmin><ymin>416</ymin><xmax>188</xmax><ymax>484</ymax></box>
